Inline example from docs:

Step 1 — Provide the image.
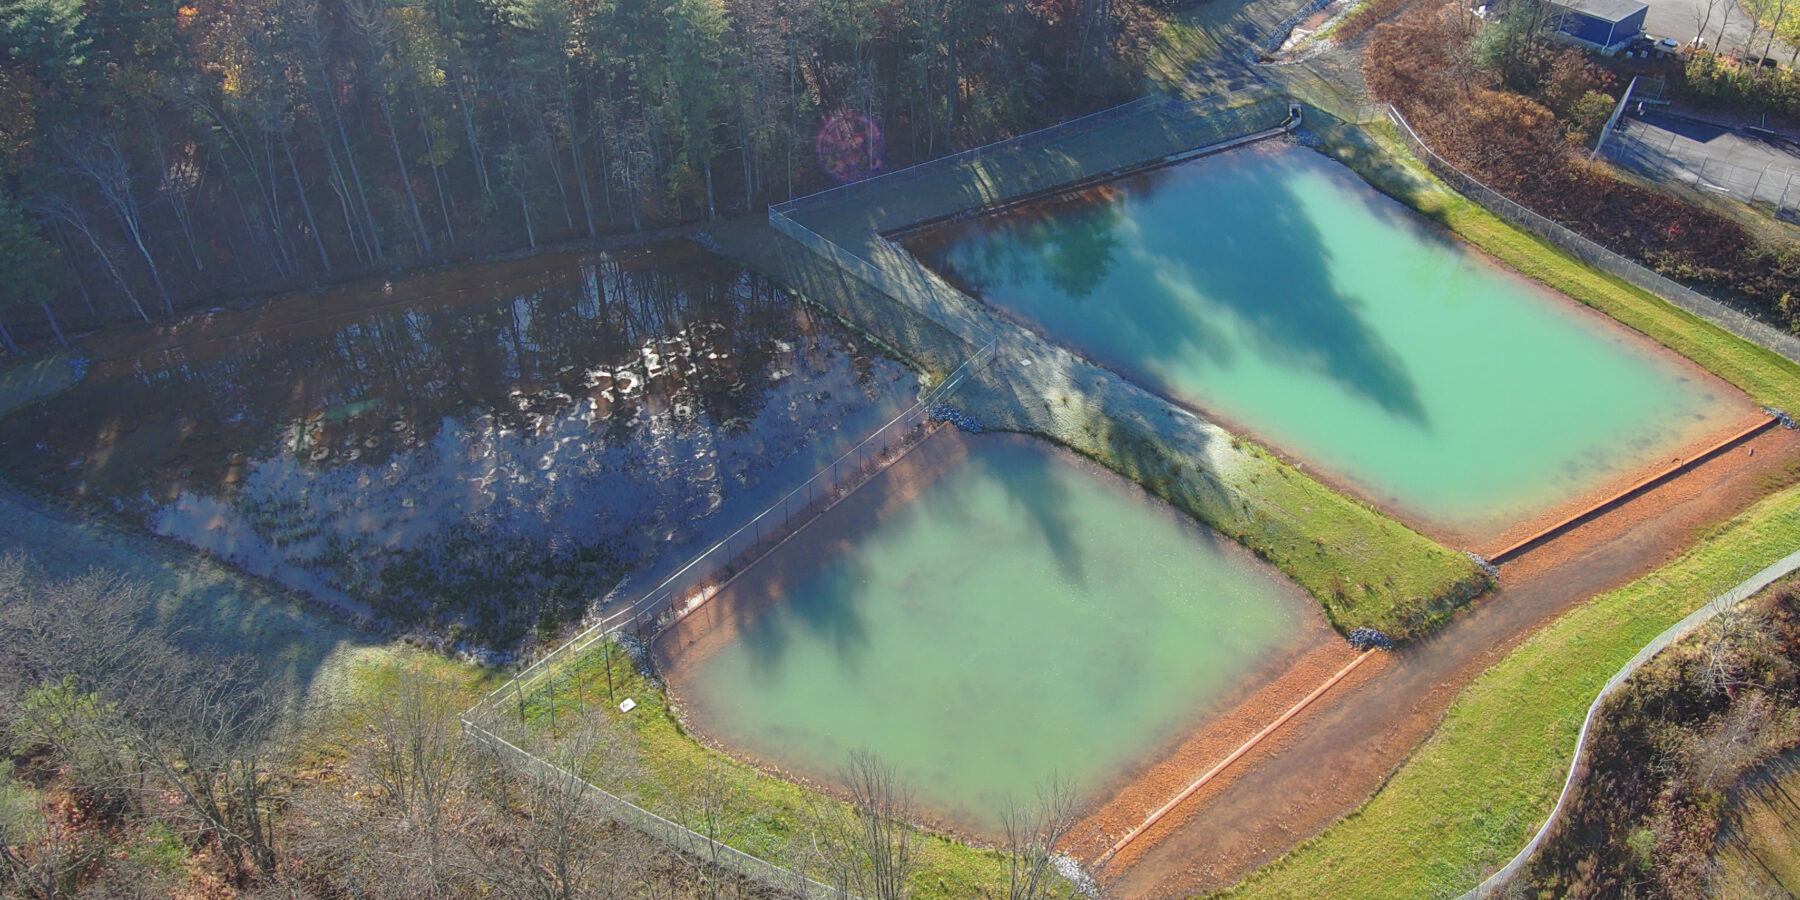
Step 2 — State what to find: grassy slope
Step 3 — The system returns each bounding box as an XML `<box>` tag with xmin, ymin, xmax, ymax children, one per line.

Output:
<box><xmin>1211</xmin><ymin>119</ymin><xmax>1800</xmax><ymax>898</ymax></box>
<box><xmin>1070</xmin><ymin>416</ymin><xmax>1482</xmax><ymax>638</ymax></box>
<box><xmin>1217</xmin><ymin>447</ymin><xmax>1483</xmax><ymax>638</ymax></box>
<box><xmin>511</xmin><ymin>648</ymin><xmax>1060</xmax><ymax>900</ymax></box>
<box><xmin>1218</xmin><ymin>482</ymin><xmax>1800</xmax><ymax>899</ymax></box>
<box><xmin>1149</xmin><ymin>20</ymin><xmax>1222</xmax><ymax>90</ymax></box>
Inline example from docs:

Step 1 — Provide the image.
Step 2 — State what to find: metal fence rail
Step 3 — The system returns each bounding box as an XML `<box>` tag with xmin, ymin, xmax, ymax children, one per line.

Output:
<box><xmin>1461</xmin><ymin>545</ymin><xmax>1800</xmax><ymax>897</ymax></box>
<box><xmin>1385</xmin><ymin>105</ymin><xmax>1800</xmax><ymax>363</ymax></box>
<box><xmin>463</xmin><ymin>307</ymin><xmax>994</xmax><ymax>896</ymax></box>
<box><xmin>464</xmin><ymin>718</ymin><xmax>847</xmax><ymax>898</ymax></box>
<box><xmin>770</xmin><ymin>89</ymin><xmax>1290</xmax><ymax>223</ymax></box>
<box><xmin>468</xmin><ymin>336</ymin><xmax>995</xmax><ymax>723</ymax></box>
<box><xmin>769</xmin><ymin>88</ymin><xmax>1292</xmax><ymax>353</ymax></box>
<box><xmin>1590</xmin><ymin>74</ymin><xmax>1640</xmax><ymax>161</ymax></box>
<box><xmin>770</xmin><ymin>93</ymin><xmax>1169</xmax><ymax>217</ymax></box>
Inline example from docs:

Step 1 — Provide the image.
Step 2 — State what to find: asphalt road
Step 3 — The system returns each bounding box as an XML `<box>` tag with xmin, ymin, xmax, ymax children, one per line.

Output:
<box><xmin>1644</xmin><ymin>0</ymin><xmax>1781</xmax><ymax>56</ymax></box>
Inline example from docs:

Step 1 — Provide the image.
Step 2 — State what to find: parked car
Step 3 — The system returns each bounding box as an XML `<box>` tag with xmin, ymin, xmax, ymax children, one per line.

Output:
<box><xmin>1625</xmin><ymin>36</ymin><xmax>1678</xmax><ymax>58</ymax></box>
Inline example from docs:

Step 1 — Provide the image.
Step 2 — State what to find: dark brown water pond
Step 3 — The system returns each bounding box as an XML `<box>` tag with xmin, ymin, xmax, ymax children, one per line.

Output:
<box><xmin>0</xmin><ymin>241</ymin><xmax>918</xmax><ymax>648</ymax></box>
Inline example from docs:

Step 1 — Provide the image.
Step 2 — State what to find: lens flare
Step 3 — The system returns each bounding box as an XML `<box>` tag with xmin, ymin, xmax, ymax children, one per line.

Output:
<box><xmin>814</xmin><ymin>111</ymin><xmax>885</xmax><ymax>183</ymax></box>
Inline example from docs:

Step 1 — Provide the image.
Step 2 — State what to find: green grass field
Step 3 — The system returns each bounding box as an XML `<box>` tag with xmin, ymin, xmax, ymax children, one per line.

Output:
<box><xmin>1217</xmin><ymin>482</ymin><xmax>1800</xmax><ymax>899</ymax></box>
<box><xmin>504</xmin><ymin>646</ymin><xmax>1067</xmax><ymax>900</ymax></box>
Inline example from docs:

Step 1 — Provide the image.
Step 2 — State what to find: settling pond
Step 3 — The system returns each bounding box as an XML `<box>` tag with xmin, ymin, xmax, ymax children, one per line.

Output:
<box><xmin>904</xmin><ymin>142</ymin><xmax>1751</xmax><ymax>541</ymax></box>
<box><xmin>657</xmin><ymin>430</ymin><xmax>1330</xmax><ymax>832</ymax></box>
<box><xmin>0</xmin><ymin>241</ymin><xmax>918</xmax><ymax>646</ymax></box>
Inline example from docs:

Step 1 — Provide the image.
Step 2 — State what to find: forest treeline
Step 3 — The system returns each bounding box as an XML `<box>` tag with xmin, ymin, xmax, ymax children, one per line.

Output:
<box><xmin>0</xmin><ymin>0</ymin><xmax>1166</xmax><ymax>349</ymax></box>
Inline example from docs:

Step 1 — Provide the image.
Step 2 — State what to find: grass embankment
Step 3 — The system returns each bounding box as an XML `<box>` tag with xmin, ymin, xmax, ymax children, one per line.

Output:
<box><xmin>1314</xmin><ymin>117</ymin><xmax>1800</xmax><ymax>410</ymax></box>
<box><xmin>1062</xmin><ymin>414</ymin><xmax>1483</xmax><ymax>639</ymax></box>
<box><xmin>507</xmin><ymin>646</ymin><xmax>1063</xmax><ymax>900</ymax></box>
<box><xmin>1215</xmin><ymin>474</ymin><xmax>1800</xmax><ymax>898</ymax></box>
<box><xmin>1149</xmin><ymin>20</ymin><xmax>1221</xmax><ymax>91</ymax></box>
<box><xmin>1219</xmin><ymin>445</ymin><xmax>1486</xmax><ymax>637</ymax></box>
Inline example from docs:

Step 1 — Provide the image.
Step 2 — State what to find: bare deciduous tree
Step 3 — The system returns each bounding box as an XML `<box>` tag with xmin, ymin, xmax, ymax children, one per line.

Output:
<box><xmin>127</xmin><ymin>660</ymin><xmax>288</xmax><ymax>882</ymax></box>
<box><xmin>810</xmin><ymin>749</ymin><xmax>917</xmax><ymax>900</ymax></box>
<box><xmin>676</xmin><ymin>756</ymin><xmax>746</xmax><ymax>900</ymax></box>
<box><xmin>473</xmin><ymin>704</ymin><xmax>646</xmax><ymax>900</ymax></box>
<box><xmin>1002</xmin><ymin>776</ymin><xmax>1082</xmax><ymax>900</ymax></box>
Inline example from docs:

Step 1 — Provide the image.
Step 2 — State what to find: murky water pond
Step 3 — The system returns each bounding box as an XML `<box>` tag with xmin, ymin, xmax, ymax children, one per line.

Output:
<box><xmin>0</xmin><ymin>242</ymin><xmax>919</xmax><ymax>645</ymax></box>
<box><xmin>659</xmin><ymin>431</ymin><xmax>1322</xmax><ymax>831</ymax></box>
<box><xmin>904</xmin><ymin>142</ymin><xmax>1746</xmax><ymax>540</ymax></box>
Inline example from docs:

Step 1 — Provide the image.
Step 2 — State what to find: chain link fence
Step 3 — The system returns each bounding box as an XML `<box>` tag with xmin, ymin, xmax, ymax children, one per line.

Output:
<box><xmin>467</xmin><ymin>335</ymin><xmax>994</xmax><ymax>724</ymax></box>
<box><xmin>1605</xmin><ymin>116</ymin><xmax>1800</xmax><ymax>218</ymax></box>
<box><xmin>462</xmin><ymin>323</ymin><xmax>994</xmax><ymax>897</ymax></box>
<box><xmin>463</xmin><ymin>718</ymin><xmax>848</xmax><ymax>898</ymax></box>
<box><xmin>770</xmin><ymin>89</ymin><xmax>1293</xmax><ymax>227</ymax></box>
<box><xmin>770</xmin><ymin>93</ymin><xmax>1170</xmax><ymax>218</ymax></box>
<box><xmin>1461</xmin><ymin>545</ymin><xmax>1800</xmax><ymax>898</ymax></box>
<box><xmin>1386</xmin><ymin>105</ymin><xmax>1800</xmax><ymax>363</ymax></box>
<box><xmin>769</xmin><ymin>88</ymin><xmax>1294</xmax><ymax>352</ymax></box>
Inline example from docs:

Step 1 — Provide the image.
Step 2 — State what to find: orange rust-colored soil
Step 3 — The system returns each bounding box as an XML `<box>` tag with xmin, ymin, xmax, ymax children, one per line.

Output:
<box><xmin>1068</xmin><ymin>641</ymin><xmax>1380</xmax><ymax>865</ymax></box>
<box><xmin>1103</xmin><ymin>424</ymin><xmax>1800</xmax><ymax>899</ymax></box>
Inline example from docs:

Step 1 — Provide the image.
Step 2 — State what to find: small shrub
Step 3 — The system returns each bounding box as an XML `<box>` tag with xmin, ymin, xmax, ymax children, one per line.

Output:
<box><xmin>1565</xmin><ymin>90</ymin><xmax>1615</xmax><ymax>142</ymax></box>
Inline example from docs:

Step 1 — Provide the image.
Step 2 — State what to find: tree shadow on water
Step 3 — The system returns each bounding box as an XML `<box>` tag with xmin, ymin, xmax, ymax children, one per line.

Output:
<box><xmin>977</xmin><ymin>437</ymin><xmax>1089</xmax><ymax>586</ymax></box>
<box><xmin>926</xmin><ymin>150</ymin><xmax>1431</xmax><ymax>428</ymax></box>
<box><xmin>719</xmin><ymin>503</ymin><xmax>883</xmax><ymax>682</ymax></box>
<box><xmin>719</xmin><ymin>434</ymin><xmax>1093</xmax><ymax>681</ymax></box>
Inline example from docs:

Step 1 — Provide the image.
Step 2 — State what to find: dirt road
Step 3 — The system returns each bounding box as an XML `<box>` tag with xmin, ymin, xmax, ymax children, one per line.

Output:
<box><xmin>1104</xmin><ymin>424</ymin><xmax>1800</xmax><ymax>898</ymax></box>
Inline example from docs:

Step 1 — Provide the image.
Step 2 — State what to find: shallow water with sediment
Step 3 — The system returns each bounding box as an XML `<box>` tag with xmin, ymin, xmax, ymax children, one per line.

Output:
<box><xmin>660</xmin><ymin>430</ymin><xmax>1328</xmax><ymax>833</ymax></box>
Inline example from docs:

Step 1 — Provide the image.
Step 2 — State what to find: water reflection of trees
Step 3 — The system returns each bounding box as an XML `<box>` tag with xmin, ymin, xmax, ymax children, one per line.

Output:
<box><xmin>918</xmin><ymin>186</ymin><xmax>1130</xmax><ymax>303</ymax></box>
<box><xmin>0</xmin><ymin>244</ymin><xmax>909</xmax><ymax>646</ymax></box>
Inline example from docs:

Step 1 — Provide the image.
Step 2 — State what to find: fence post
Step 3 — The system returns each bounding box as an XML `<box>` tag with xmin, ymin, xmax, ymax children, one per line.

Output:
<box><xmin>603</xmin><ymin>639</ymin><xmax>615</xmax><ymax>704</ymax></box>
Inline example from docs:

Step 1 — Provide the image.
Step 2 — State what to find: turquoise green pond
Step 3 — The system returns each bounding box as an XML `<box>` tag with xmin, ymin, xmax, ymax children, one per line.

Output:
<box><xmin>904</xmin><ymin>143</ymin><xmax>1746</xmax><ymax>538</ymax></box>
<box><xmin>668</xmin><ymin>433</ymin><xmax>1321</xmax><ymax>829</ymax></box>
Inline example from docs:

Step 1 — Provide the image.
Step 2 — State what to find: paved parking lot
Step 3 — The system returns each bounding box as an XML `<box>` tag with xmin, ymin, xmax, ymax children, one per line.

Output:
<box><xmin>1643</xmin><ymin>0</ymin><xmax>1778</xmax><ymax>54</ymax></box>
<box><xmin>1606</xmin><ymin>110</ymin><xmax>1800</xmax><ymax>212</ymax></box>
